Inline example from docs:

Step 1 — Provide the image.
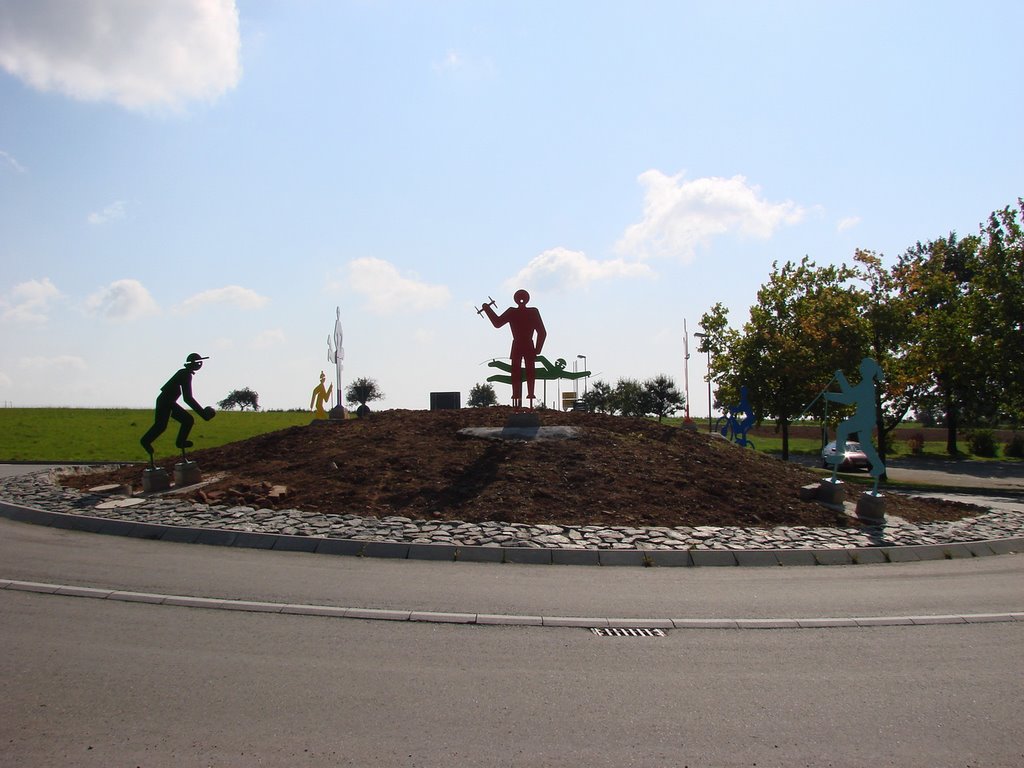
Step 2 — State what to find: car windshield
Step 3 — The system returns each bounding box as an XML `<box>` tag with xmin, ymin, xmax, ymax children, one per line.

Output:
<box><xmin>846</xmin><ymin>442</ymin><xmax>863</xmax><ymax>451</ymax></box>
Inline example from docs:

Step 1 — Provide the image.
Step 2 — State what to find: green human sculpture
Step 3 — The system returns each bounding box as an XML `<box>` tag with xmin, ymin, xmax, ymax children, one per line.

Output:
<box><xmin>823</xmin><ymin>357</ymin><xmax>886</xmax><ymax>493</ymax></box>
<box><xmin>140</xmin><ymin>353</ymin><xmax>216</xmax><ymax>467</ymax></box>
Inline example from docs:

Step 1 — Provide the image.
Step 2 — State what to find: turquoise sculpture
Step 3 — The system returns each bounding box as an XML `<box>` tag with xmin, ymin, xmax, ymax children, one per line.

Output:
<box><xmin>823</xmin><ymin>357</ymin><xmax>885</xmax><ymax>492</ymax></box>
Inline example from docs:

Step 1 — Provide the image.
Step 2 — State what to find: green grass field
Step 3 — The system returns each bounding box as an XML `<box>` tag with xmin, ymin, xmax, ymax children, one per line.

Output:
<box><xmin>0</xmin><ymin>408</ymin><xmax>313</xmax><ymax>462</ymax></box>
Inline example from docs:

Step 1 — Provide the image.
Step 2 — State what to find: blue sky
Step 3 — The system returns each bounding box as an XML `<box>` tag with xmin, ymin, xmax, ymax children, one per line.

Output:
<box><xmin>1</xmin><ymin>1</ymin><xmax>1022</xmax><ymax>417</ymax></box>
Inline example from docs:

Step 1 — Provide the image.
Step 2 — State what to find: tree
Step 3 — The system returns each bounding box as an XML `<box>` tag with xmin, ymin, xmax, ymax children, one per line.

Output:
<box><xmin>973</xmin><ymin>200</ymin><xmax>1024</xmax><ymax>425</ymax></box>
<box><xmin>345</xmin><ymin>377</ymin><xmax>384</xmax><ymax>415</ymax></box>
<box><xmin>644</xmin><ymin>374</ymin><xmax>685</xmax><ymax>422</ymax></box>
<box><xmin>895</xmin><ymin>233</ymin><xmax>981</xmax><ymax>454</ymax></box>
<box><xmin>218</xmin><ymin>387</ymin><xmax>260</xmax><ymax>411</ymax></box>
<box><xmin>610</xmin><ymin>378</ymin><xmax>655</xmax><ymax>418</ymax></box>
<box><xmin>578</xmin><ymin>380</ymin><xmax>614</xmax><ymax>413</ymax></box>
<box><xmin>712</xmin><ymin>258</ymin><xmax>866</xmax><ymax>460</ymax></box>
<box><xmin>467</xmin><ymin>382</ymin><xmax>498</xmax><ymax>407</ymax></box>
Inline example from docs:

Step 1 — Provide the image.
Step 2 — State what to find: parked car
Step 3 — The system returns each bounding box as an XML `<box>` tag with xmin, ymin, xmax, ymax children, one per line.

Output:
<box><xmin>821</xmin><ymin>441</ymin><xmax>870</xmax><ymax>471</ymax></box>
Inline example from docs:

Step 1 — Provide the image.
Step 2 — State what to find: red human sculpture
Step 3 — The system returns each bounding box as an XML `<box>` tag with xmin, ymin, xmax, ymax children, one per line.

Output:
<box><xmin>479</xmin><ymin>289</ymin><xmax>547</xmax><ymax>408</ymax></box>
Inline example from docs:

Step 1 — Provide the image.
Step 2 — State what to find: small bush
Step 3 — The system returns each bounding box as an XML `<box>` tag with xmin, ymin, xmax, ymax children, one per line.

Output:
<box><xmin>906</xmin><ymin>432</ymin><xmax>925</xmax><ymax>455</ymax></box>
<box><xmin>1004</xmin><ymin>433</ymin><xmax>1024</xmax><ymax>458</ymax></box>
<box><xmin>967</xmin><ymin>429</ymin><xmax>997</xmax><ymax>458</ymax></box>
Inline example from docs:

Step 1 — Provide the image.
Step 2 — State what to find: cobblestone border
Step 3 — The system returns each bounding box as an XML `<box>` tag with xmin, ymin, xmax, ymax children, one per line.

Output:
<box><xmin>1</xmin><ymin>467</ymin><xmax>1023</xmax><ymax>567</ymax></box>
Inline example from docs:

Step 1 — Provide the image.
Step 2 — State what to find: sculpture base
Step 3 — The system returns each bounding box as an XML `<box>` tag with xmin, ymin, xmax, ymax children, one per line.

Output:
<box><xmin>856</xmin><ymin>492</ymin><xmax>886</xmax><ymax>524</ymax></box>
<box><xmin>328</xmin><ymin>405</ymin><xmax>347</xmax><ymax>420</ymax></box>
<box><xmin>142</xmin><ymin>467</ymin><xmax>170</xmax><ymax>493</ymax></box>
<box><xmin>505</xmin><ymin>412</ymin><xmax>540</xmax><ymax>429</ymax></box>
<box><xmin>174</xmin><ymin>461</ymin><xmax>202</xmax><ymax>487</ymax></box>
<box><xmin>818</xmin><ymin>477</ymin><xmax>846</xmax><ymax>506</ymax></box>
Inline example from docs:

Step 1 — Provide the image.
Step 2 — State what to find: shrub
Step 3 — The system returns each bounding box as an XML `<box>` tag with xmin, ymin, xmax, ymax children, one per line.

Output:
<box><xmin>906</xmin><ymin>432</ymin><xmax>925</xmax><ymax>455</ymax></box>
<box><xmin>1004</xmin><ymin>433</ymin><xmax>1024</xmax><ymax>458</ymax></box>
<box><xmin>967</xmin><ymin>429</ymin><xmax>997</xmax><ymax>458</ymax></box>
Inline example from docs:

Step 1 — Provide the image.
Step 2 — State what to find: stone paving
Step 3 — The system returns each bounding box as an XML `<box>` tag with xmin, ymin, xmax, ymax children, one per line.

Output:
<box><xmin>2</xmin><ymin>467</ymin><xmax>1023</xmax><ymax>559</ymax></box>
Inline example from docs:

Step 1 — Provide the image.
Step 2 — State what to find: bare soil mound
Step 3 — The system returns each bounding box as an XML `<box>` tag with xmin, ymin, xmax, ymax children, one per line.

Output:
<box><xmin>62</xmin><ymin>408</ymin><xmax>978</xmax><ymax>529</ymax></box>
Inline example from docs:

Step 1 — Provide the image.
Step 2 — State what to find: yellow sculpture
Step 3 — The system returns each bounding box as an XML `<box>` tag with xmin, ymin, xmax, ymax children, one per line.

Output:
<box><xmin>310</xmin><ymin>370</ymin><xmax>333</xmax><ymax>419</ymax></box>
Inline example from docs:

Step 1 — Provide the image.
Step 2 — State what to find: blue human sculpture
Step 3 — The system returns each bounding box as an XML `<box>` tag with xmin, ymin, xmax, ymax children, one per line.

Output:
<box><xmin>823</xmin><ymin>357</ymin><xmax>886</xmax><ymax>492</ymax></box>
<box><xmin>720</xmin><ymin>385</ymin><xmax>755</xmax><ymax>447</ymax></box>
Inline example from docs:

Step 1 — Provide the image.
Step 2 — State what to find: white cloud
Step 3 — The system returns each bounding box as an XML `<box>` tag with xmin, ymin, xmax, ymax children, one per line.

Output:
<box><xmin>837</xmin><ymin>215</ymin><xmax>862</xmax><ymax>232</ymax></box>
<box><xmin>347</xmin><ymin>258</ymin><xmax>451</xmax><ymax>314</ymax></box>
<box><xmin>505</xmin><ymin>247</ymin><xmax>655</xmax><ymax>294</ymax></box>
<box><xmin>19</xmin><ymin>355</ymin><xmax>87</xmax><ymax>373</ymax></box>
<box><xmin>0</xmin><ymin>371</ymin><xmax>12</xmax><ymax>388</ymax></box>
<box><xmin>1</xmin><ymin>277</ymin><xmax>61</xmax><ymax>323</ymax></box>
<box><xmin>0</xmin><ymin>149</ymin><xmax>26</xmax><ymax>173</ymax></box>
<box><xmin>86</xmin><ymin>278</ymin><xmax>158</xmax><ymax>320</ymax></box>
<box><xmin>616</xmin><ymin>170</ymin><xmax>806</xmax><ymax>262</ymax></box>
<box><xmin>178</xmin><ymin>285</ymin><xmax>269</xmax><ymax>312</ymax></box>
<box><xmin>87</xmin><ymin>200</ymin><xmax>127</xmax><ymax>225</ymax></box>
<box><xmin>0</xmin><ymin>0</ymin><xmax>241</xmax><ymax>111</ymax></box>
<box><xmin>249</xmin><ymin>328</ymin><xmax>285</xmax><ymax>349</ymax></box>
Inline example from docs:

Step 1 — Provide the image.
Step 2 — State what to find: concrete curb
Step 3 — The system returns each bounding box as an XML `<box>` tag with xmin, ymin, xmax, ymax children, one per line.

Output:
<box><xmin>3</xmin><ymin>578</ymin><xmax>1022</xmax><ymax>630</ymax></box>
<box><xmin>2</xmin><ymin>498</ymin><xmax>1023</xmax><ymax>568</ymax></box>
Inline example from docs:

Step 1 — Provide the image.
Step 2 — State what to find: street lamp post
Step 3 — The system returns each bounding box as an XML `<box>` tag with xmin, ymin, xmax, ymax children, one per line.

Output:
<box><xmin>577</xmin><ymin>354</ymin><xmax>587</xmax><ymax>396</ymax></box>
<box><xmin>693</xmin><ymin>332</ymin><xmax>712</xmax><ymax>433</ymax></box>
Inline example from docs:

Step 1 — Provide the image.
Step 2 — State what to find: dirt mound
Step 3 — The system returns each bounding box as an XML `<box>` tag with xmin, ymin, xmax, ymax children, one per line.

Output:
<box><xmin>62</xmin><ymin>408</ymin><xmax>977</xmax><ymax>529</ymax></box>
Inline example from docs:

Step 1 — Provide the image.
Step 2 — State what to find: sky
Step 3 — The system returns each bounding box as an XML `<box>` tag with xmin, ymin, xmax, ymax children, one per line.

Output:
<box><xmin>1</xmin><ymin>1</ymin><xmax>1022</xmax><ymax>417</ymax></box>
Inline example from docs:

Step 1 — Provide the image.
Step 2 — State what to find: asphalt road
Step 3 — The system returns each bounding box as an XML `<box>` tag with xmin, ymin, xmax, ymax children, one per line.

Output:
<box><xmin>2</xmin><ymin>516</ymin><xmax>1023</xmax><ymax>767</ymax></box>
<box><xmin>2</xmin><ymin>463</ymin><xmax>1023</xmax><ymax>766</ymax></box>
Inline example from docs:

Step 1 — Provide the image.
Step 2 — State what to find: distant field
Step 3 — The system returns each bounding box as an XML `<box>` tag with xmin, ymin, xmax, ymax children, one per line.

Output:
<box><xmin>0</xmin><ymin>408</ymin><xmax>313</xmax><ymax>462</ymax></box>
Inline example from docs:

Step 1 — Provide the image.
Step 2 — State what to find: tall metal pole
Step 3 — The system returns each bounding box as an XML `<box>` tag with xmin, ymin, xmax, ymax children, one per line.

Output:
<box><xmin>683</xmin><ymin>319</ymin><xmax>691</xmax><ymax>420</ymax></box>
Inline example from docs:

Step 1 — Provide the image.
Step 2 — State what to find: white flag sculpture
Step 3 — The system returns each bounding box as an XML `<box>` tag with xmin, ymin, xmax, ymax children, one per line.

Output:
<box><xmin>327</xmin><ymin>307</ymin><xmax>344</xmax><ymax>413</ymax></box>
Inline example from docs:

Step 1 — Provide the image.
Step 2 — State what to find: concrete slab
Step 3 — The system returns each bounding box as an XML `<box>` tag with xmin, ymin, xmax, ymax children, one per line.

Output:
<box><xmin>690</xmin><ymin>550</ymin><xmax>738</xmax><ymax>567</ymax></box>
<box><xmin>671</xmin><ymin>618</ymin><xmax>739</xmax><ymax>629</ymax></box>
<box><xmin>409</xmin><ymin>611</ymin><xmax>477</xmax><ymax>624</ymax></box>
<box><xmin>407</xmin><ymin>543</ymin><xmax>458</xmax><ymax>561</ymax></box>
<box><xmin>647</xmin><ymin>549</ymin><xmax>694</xmax><ymax>567</ymax></box>
<box><xmin>272</xmin><ymin>535</ymin><xmax>319</xmax><ymax>553</ymax></box>
<box><xmin>734</xmin><ymin>618</ymin><xmax>800</xmax><ymax>629</ymax></box>
<box><xmin>360</xmin><ymin>541</ymin><xmax>410</xmax><ymax>559</ymax></box>
<box><xmin>476</xmin><ymin>614</ymin><xmax>544</xmax><ymax>626</ymax></box>
<box><xmin>598</xmin><ymin>549</ymin><xmax>648</xmax><ymax>566</ymax></box>
<box><xmin>551</xmin><ymin>548</ymin><xmax>601</xmax><ymax>566</ymax></box>
<box><xmin>850</xmin><ymin>547</ymin><xmax>888</xmax><ymax>564</ymax></box>
<box><xmin>455</xmin><ymin>545</ymin><xmax>505</xmax><ymax>563</ymax></box>
<box><xmin>55</xmin><ymin>585</ymin><xmax>114</xmax><ymax>599</ymax></box>
<box><xmin>734</xmin><ymin>550</ymin><xmax>781</xmax><ymax>567</ymax></box>
<box><xmin>775</xmin><ymin>549</ymin><xmax>818</xmax><ymax>566</ymax></box>
<box><xmin>314</xmin><ymin>538</ymin><xmax>364</xmax><ymax>556</ymax></box>
<box><xmin>503</xmin><ymin>547</ymin><xmax>552</xmax><ymax>565</ymax></box>
<box><xmin>542</xmin><ymin>616</ymin><xmax>609</xmax><ymax>627</ymax></box>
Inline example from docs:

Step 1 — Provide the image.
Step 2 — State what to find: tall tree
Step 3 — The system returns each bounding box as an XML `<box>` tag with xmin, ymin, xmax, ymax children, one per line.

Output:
<box><xmin>972</xmin><ymin>200</ymin><xmax>1024</xmax><ymax>425</ymax></box>
<box><xmin>724</xmin><ymin>258</ymin><xmax>866</xmax><ymax>460</ymax></box>
<box><xmin>894</xmin><ymin>233</ymin><xmax>981</xmax><ymax>454</ymax></box>
<box><xmin>852</xmin><ymin>249</ymin><xmax>920</xmax><ymax>468</ymax></box>
<box><xmin>610</xmin><ymin>378</ymin><xmax>655</xmax><ymax>418</ymax></box>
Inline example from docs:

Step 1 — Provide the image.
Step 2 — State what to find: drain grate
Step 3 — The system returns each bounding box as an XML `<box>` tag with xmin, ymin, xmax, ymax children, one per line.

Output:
<box><xmin>591</xmin><ymin>627</ymin><xmax>667</xmax><ymax>637</ymax></box>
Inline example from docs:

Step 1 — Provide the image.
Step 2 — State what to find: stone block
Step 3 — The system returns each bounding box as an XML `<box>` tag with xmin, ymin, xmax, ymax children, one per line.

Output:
<box><xmin>855</xmin><ymin>492</ymin><xmax>886</xmax><ymax>523</ymax></box>
<box><xmin>817</xmin><ymin>478</ymin><xmax>845</xmax><ymax>505</ymax></box>
<box><xmin>799</xmin><ymin>483</ymin><xmax>819</xmax><ymax>501</ymax></box>
<box><xmin>142</xmin><ymin>467</ymin><xmax>170</xmax><ymax>492</ymax></box>
<box><xmin>174</xmin><ymin>461</ymin><xmax>202</xmax><ymax>487</ymax></box>
<box><xmin>455</xmin><ymin>545</ymin><xmax>505</xmax><ymax>563</ymax></box>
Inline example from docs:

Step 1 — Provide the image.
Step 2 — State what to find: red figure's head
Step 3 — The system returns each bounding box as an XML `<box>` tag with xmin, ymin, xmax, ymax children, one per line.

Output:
<box><xmin>514</xmin><ymin>289</ymin><xmax>530</xmax><ymax>307</ymax></box>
